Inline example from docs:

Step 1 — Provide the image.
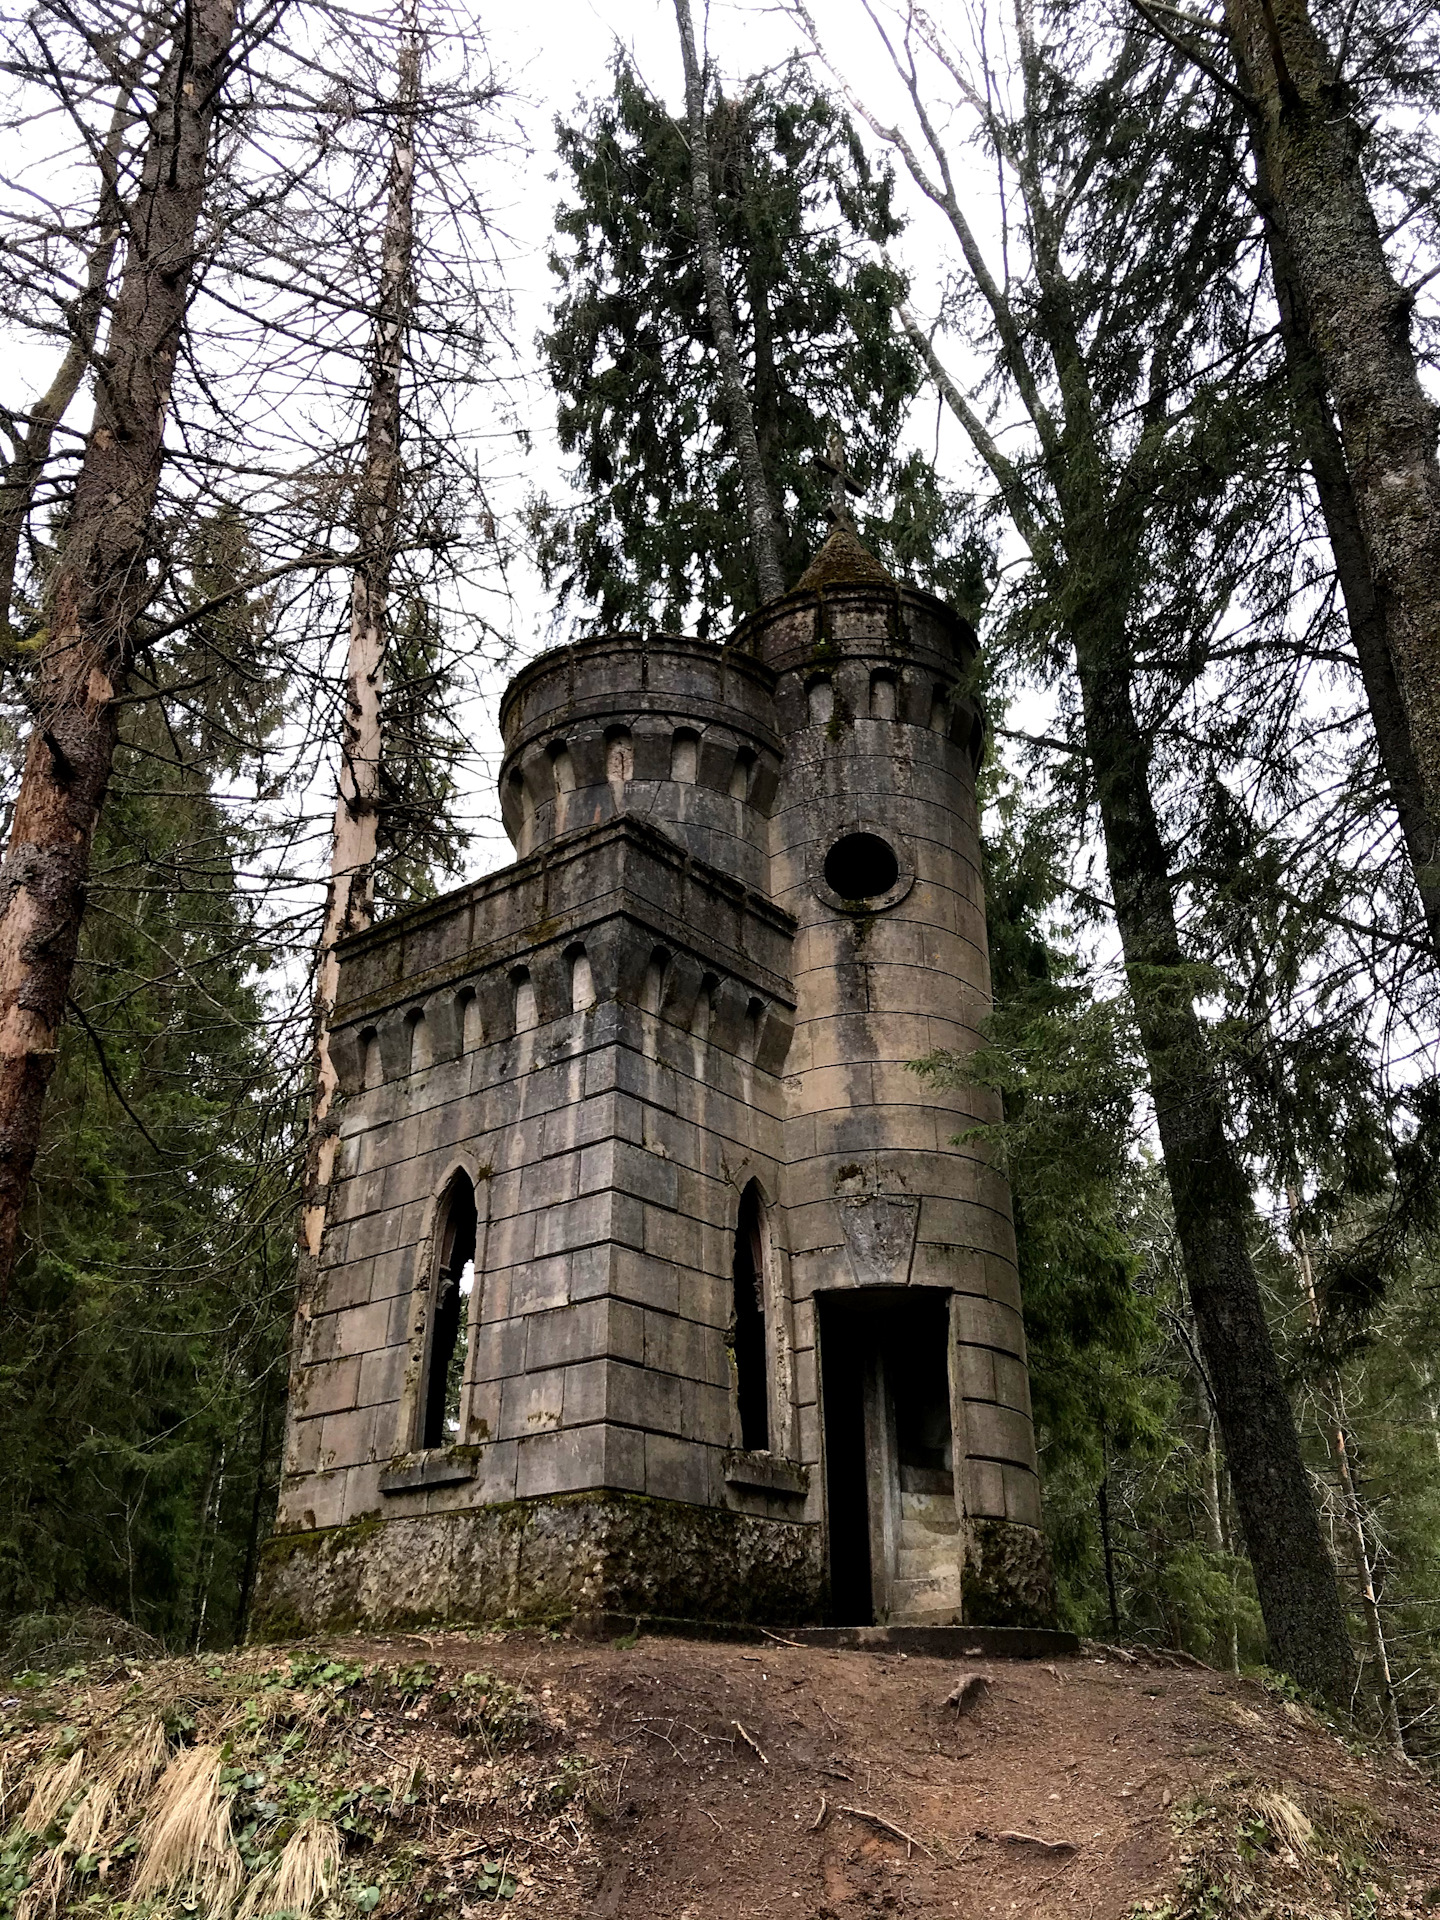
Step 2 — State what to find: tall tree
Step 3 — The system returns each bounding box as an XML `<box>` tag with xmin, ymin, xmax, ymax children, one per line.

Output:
<box><xmin>1125</xmin><ymin>0</ymin><xmax>1440</xmax><ymax>949</ymax></box>
<box><xmin>1218</xmin><ymin>0</ymin><xmax>1440</xmax><ymax>920</ymax></box>
<box><xmin>792</xmin><ymin>0</ymin><xmax>1357</xmax><ymax>1702</ymax></box>
<box><xmin>1263</xmin><ymin>209</ymin><xmax>1440</xmax><ymax>949</ymax></box>
<box><xmin>298</xmin><ymin>1</ymin><xmax>422</xmax><ymax>1329</ymax></box>
<box><xmin>539</xmin><ymin>57</ymin><xmax>974</xmax><ymax>631</ymax></box>
<box><xmin>0</xmin><ymin>0</ymin><xmax>237</xmax><ymax>1304</ymax></box>
<box><xmin>673</xmin><ymin>0</ymin><xmax>786</xmax><ymax>605</ymax></box>
<box><xmin>0</xmin><ymin>609</ymin><xmax>295</xmax><ymax>1648</ymax></box>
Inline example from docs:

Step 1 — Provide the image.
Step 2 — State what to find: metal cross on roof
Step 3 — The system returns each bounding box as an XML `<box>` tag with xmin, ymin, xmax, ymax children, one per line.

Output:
<box><xmin>813</xmin><ymin>426</ymin><xmax>864</xmax><ymax>529</ymax></box>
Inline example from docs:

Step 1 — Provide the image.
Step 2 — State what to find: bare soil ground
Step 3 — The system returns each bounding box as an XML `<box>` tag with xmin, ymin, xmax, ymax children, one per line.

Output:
<box><xmin>3</xmin><ymin>1627</ymin><xmax>1439</xmax><ymax>1918</ymax></box>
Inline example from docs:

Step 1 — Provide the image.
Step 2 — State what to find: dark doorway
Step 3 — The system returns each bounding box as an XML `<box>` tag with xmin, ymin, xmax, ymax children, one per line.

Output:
<box><xmin>731</xmin><ymin>1183</ymin><xmax>770</xmax><ymax>1450</ymax></box>
<box><xmin>818</xmin><ymin>1289</ymin><xmax>955</xmax><ymax>1624</ymax></box>
<box><xmin>818</xmin><ymin>1296</ymin><xmax>873</xmax><ymax>1623</ymax></box>
<box><xmin>422</xmin><ymin>1176</ymin><xmax>478</xmax><ymax>1448</ymax></box>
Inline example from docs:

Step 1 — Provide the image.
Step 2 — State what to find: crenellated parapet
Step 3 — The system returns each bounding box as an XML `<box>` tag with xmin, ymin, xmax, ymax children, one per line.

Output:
<box><xmin>734</xmin><ymin>575</ymin><xmax>986</xmax><ymax>773</ymax></box>
<box><xmin>498</xmin><ymin>636</ymin><xmax>781</xmax><ymax>888</ymax></box>
<box><xmin>326</xmin><ymin>817</ymin><xmax>796</xmax><ymax>1103</ymax></box>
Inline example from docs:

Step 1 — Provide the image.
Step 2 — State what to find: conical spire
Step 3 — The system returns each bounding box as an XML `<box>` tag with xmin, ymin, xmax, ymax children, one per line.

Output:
<box><xmin>792</xmin><ymin>519</ymin><xmax>897</xmax><ymax>593</ymax></box>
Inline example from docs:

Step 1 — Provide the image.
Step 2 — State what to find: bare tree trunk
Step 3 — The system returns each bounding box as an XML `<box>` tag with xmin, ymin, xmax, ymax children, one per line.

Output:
<box><xmin>672</xmin><ymin>0</ymin><xmax>786</xmax><ymax>605</ymax></box>
<box><xmin>0</xmin><ymin>0</ymin><xmax>236</xmax><ymax>1304</ymax></box>
<box><xmin>1287</xmin><ymin>1186</ymin><xmax>1405</xmax><ymax>1752</ymax></box>
<box><xmin>296</xmin><ymin>8</ymin><xmax>420</xmax><ymax>1315</ymax></box>
<box><xmin>1097</xmin><ymin>1466</ymin><xmax>1121</xmax><ymax>1638</ymax></box>
<box><xmin>1225</xmin><ymin>0</ymin><xmax>1440</xmax><ymax>916</ymax></box>
<box><xmin>1259</xmin><ymin>189</ymin><xmax>1440</xmax><ymax>949</ymax></box>
<box><xmin>1424</xmin><ymin>1379</ymin><xmax>1440</xmax><ymax>1474</ymax></box>
<box><xmin>235</xmin><ymin>1374</ymin><xmax>276</xmax><ymax>1641</ymax></box>
<box><xmin>0</xmin><ymin>31</ymin><xmax>163</xmax><ymax>644</ymax></box>
<box><xmin>1198</xmin><ymin>1382</ymin><xmax>1242</xmax><ymax>1671</ymax></box>
<box><xmin>189</xmin><ymin>1441</ymin><xmax>226</xmax><ymax>1654</ymax></box>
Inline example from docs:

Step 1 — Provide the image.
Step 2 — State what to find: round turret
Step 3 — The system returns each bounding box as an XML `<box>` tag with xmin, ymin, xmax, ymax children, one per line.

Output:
<box><xmin>734</xmin><ymin>523</ymin><xmax>1048</xmax><ymax>1622</ymax></box>
<box><xmin>498</xmin><ymin>635</ymin><xmax>781</xmax><ymax>890</ymax></box>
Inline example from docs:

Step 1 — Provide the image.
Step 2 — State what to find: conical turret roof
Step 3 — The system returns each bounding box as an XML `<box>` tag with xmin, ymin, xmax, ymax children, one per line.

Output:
<box><xmin>792</xmin><ymin>520</ymin><xmax>896</xmax><ymax>594</ymax></box>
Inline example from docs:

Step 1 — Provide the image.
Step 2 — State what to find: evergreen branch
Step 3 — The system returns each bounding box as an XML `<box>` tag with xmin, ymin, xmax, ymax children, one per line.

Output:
<box><xmin>995</xmin><ymin>725</ymin><xmax>1087</xmax><ymax>758</ymax></box>
<box><xmin>65</xmin><ymin>994</ymin><xmax>167</xmax><ymax>1156</ymax></box>
<box><xmin>1125</xmin><ymin>0</ymin><xmax>1257</xmax><ymax>108</ymax></box>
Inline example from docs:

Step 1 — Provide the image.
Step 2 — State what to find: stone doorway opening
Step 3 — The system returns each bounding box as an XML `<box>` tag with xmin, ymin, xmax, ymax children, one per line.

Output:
<box><xmin>819</xmin><ymin>1288</ymin><xmax>964</xmax><ymax>1625</ymax></box>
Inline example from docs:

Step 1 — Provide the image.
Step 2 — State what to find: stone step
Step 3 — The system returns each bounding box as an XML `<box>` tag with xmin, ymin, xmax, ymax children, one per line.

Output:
<box><xmin>888</xmin><ymin>1574</ymin><xmax>962</xmax><ymax>1625</ymax></box>
<box><xmin>897</xmin><ymin>1545</ymin><xmax>958</xmax><ymax>1583</ymax></box>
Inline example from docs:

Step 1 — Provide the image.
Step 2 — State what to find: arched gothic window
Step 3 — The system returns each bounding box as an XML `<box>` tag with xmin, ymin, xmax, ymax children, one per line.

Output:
<box><xmin>512</xmin><ymin>967</ymin><xmax>537</xmax><ymax>1033</ymax></box>
<box><xmin>731</xmin><ymin>1182</ymin><xmax>770</xmax><ymax>1451</ymax></box>
<box><xmin>421</xmin><ymin>1175</ymin><xmax>478</xmax><ymax>1449</ymax></box>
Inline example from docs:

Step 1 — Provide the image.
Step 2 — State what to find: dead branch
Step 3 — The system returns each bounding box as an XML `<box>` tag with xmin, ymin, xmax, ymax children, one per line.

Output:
<box><xmin>995</xmin><ymin>1828</ymin><xmax>1079</xmax><ymax>1855</ymax></box>
<box><xmin>835</xmin><ymin>1805</ymin><xmax>932</xmax><ymax>1859</ymax></box>
<box><xmin>943</xmin><ymin>1673</ymin><xmax>990</xmax><ymax>1716</ymax></box>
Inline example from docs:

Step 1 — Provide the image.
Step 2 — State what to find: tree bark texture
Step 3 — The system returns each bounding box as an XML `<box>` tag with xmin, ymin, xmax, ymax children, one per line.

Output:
<box><xmin>0</xmin><ymin>29</ymin><xmax>164</xmax><ymax>645</ymax></box>
<box><xmin>1259</xmin><ymin>174</ymin><xmax>1440</xmax><ymax>949</ymax></box>
<box><xmin>297</xmin><ymin>14</ymin><xmax>420</xmax><ymax>1304</ymax></box>
<box><xmin>673</xmin><ymin>0</ymin><xmax>787</xmax><ymax>605</ymax></box>
<box><xmin>1226</xmin><ymin>0</ymin><xmax>1440</xmax><ymax>917</ymax></box>
<box><xmin>0</xmin><ymin>0</ymin><xmax>236</xmax><ymax>1304</ymax></box>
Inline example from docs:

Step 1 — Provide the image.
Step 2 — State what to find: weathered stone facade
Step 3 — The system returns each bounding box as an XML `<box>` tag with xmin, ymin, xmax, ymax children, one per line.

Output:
<box><xmin>255</xmin><ymin>529</ymin><xmax>1053</xmax><ymax>1639</ymax></box>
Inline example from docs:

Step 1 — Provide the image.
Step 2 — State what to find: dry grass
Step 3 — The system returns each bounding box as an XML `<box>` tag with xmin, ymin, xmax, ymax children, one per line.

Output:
<box><xmin>236</xmin><ymin>1817</ymin><xmax>342</xmax><ymax>1919</ymax></box>
<box><xmin>14</xmin><ymin>1849</ymin><xmax>67</xmax><ymax>1920</ymax></box>
<box><xmin>11</xmin><ymin>1776</ymin><xmax>117</xmax><ymax>1918</ymax></box>
<box><xmin>16</xmin><ymin>1749</ymin><xmax>84</xmax><ymax>1838</ymax></box>
<box><xmin>62</xmin><ymin>1780</ymin><xmax>115</xmax><ymax>1857</ymax></box>
<box><xmin>1254</xmin><ymin>1788</ymin><xmax>1315</xmax><ymax>1854</ymax></box>
<box><xmin>130</xmin><ymin>1743</ymin><xmax>241</xmax><ymax>1911</ymax></box>
<box><xmin>101</xmin><ymin>1716</ymin><xmax>167</xmax><ymax>1812</ymax></box>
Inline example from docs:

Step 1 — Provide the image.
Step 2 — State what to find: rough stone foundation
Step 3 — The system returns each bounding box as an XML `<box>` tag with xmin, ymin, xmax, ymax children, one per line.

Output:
<box><xmin>251</xmin><ymin>1493</ymin><xmax>825</xmax><ymax>1641</ymax></box>
<box><xmin>963</xmin><ymin>1518</ymin><xmax>1058</xmax><ymax>1629</ymax></box>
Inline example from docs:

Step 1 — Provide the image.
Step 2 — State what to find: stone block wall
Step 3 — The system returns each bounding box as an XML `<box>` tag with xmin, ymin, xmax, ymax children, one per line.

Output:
<box><xmin>277</xmin><ymin>817</ymin><xmax>806</xmax><ymax>1559</ymax></box>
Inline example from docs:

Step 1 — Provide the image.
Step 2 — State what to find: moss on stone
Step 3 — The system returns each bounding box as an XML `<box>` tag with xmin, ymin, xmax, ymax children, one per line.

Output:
<box><xmin>963</xmin><ymin>1520</ymin><xmax>1057</xmax><ymax>1629</ymax></box>
<box><xmin>252</xmin><ymin>1490</ymin><xmax>824</xmax><ymax>1641</ymax></box>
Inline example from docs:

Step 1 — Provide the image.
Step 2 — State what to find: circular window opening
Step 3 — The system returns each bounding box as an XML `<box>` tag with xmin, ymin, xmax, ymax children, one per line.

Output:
<box><xmin>824</xmin><ymin>832</ymin><xmax>900</xmax><ymax>901</ymax></box>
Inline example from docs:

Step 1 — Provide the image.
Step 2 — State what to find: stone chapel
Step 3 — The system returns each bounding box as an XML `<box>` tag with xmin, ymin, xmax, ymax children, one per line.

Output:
<box><xmin>255</xmin><ymin>520</ymin><xmax>1056</xmax><ymax>1640</ymax></box>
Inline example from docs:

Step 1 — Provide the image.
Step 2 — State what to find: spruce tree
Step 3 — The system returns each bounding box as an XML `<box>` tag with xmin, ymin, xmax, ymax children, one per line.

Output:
<box><xmin>0</xmin><ymin>696</ymin><xmax>295</xmax><ymax>1647</ymax></box>
<box><xmin>537</xmin><ymin>56</ymin><xmax>979</xmax><ymax>632</ymax></box>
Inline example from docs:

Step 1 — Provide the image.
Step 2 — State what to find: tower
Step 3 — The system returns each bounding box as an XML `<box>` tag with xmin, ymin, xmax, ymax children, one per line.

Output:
<box><xmin>255</xmin><ymin>525</ymin><xmax>1054</xmax><ymax>1639</ymax></box>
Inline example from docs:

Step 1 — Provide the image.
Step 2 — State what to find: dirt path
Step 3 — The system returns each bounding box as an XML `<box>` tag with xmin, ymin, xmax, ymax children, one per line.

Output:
<box><xmin>339</xmin><ymin>1629</ymin><xmax>1440</xmax><ymax>1917</ymax></box>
